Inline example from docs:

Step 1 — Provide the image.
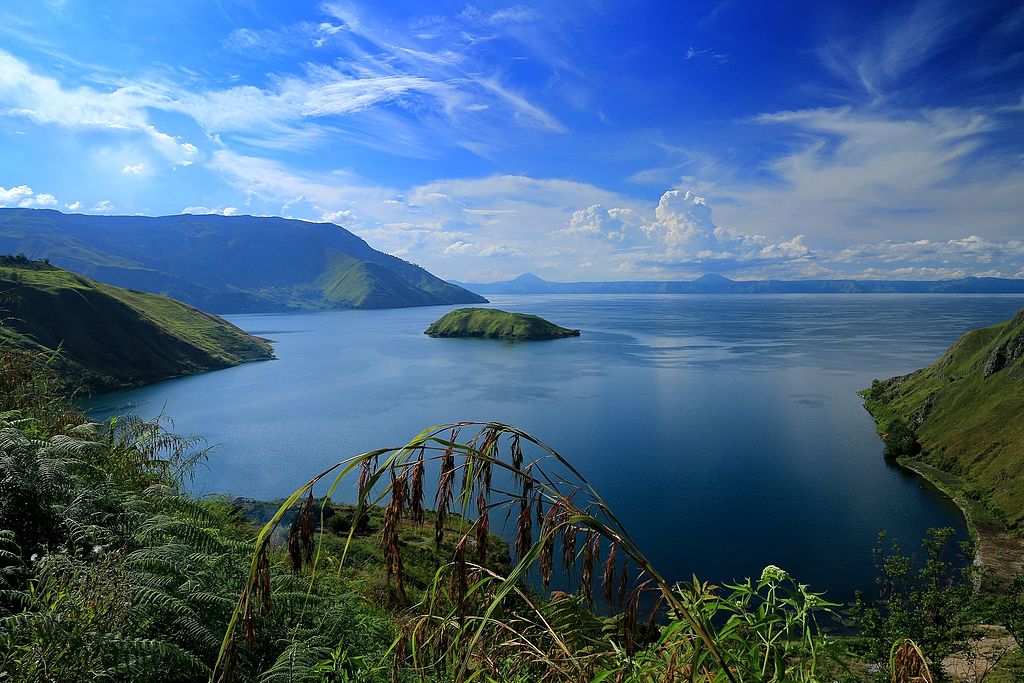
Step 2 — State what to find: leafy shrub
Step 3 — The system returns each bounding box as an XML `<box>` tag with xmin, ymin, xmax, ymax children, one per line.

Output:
<box><xmin>850</xmin><ymin>527</ymin><xmax>976</xmax><ymax>678</ymax></box>
<box><xmin>882</xmin><ymin>417</ymin><xmax>922</xmax><ymax>458</ymax></box>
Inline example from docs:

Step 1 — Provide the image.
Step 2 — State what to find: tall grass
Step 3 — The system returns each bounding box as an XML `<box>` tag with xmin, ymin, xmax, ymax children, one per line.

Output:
<box><xmin>216</xmin><ymin>422</ymin><xmax>839</xmax><ymax>683</ymax></box>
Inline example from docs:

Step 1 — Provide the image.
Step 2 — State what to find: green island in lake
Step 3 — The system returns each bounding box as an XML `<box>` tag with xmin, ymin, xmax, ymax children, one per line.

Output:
<box><xmin>424</xmin><ymin>307</ymin><xmax>581</xmax><ymax>340</ymax></box>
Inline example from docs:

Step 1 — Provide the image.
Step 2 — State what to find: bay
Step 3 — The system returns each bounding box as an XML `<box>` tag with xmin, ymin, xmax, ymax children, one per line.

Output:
<box><xmin>85</xmin><ymin>294</ymin><xmax>1024</xmax><ymax>602</ymax></box>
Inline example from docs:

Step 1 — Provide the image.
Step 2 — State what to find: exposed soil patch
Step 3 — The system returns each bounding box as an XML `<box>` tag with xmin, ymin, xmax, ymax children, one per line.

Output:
<box><xmin>941</xmin><ymin>625</ymin><xmax>1019</xmax><ymax>682</ymax></box>
<box><xmin>903</xmin><ymin>461</ymin><xmax>1024</xmax><ymax>586</ymax></box>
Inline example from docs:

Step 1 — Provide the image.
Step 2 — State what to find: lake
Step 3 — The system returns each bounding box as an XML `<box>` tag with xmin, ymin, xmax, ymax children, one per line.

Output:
<box><xmin>85</xmin><ymin>294</ymin><xmax>1024</xmax><ymax>603</ymax></box>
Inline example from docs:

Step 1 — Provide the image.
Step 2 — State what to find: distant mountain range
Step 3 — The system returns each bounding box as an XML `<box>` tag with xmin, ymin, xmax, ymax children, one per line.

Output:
<box><xmin>0</xmin><ymin>209</ymin><xmax>486</xmax><ymax>312</ymax></box>
<box><xmin>453</xmin><ymin>272</ymin><xmax>1024</xmax><ymax>295</ymax></box>
<box><xmin>0</xmin><ymin>256</ymin><xmax>273</xmax><ymax>391</ymax></box>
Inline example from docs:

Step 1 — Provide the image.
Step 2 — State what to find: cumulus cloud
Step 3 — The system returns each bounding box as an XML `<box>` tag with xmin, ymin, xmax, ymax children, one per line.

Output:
<box><xmin>204</xmin><ymin>138</ymin><xmax>1024</xmax><ymax>281</ymax></box>
<box><xmin>557</xmin><ymin>205</ymin><xmax>638</xmax><ymax>241</ymax></box>
<box><xmin>558</xmin><ymin>189</ymin><xmax>811</xmax><ymax>274</ymax></box>
<box><xmin>321</xmin><ymin>209</ymin><xmax>354</xmax><ymax>224</ymax></box>
<box><xmin>0</xmin><ymin>184</ymin><xmax>58</xmax><ymax>207</ymax></box>
<box><xmin>647</xmin><ymin>190</ymin><xmax>716</xmax><ymax>247</ymax></box>
<box><xmin>181</xmin><ymin>206</ymin><xmax>239</xmax><ymax>216</ymax></box>
<box><xmin>122</xmin><ymin>163</ymin><xmax>145</xmax><ymax>175</ymax></box>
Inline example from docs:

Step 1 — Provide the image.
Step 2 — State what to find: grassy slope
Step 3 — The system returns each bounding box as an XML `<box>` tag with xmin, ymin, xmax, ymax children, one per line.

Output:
<box><xmin>316</xmin><ymin>251</ymin><xmax>438</xmax><ymax>309</ymax></box>
<box><xmin>0</xmin><ymin>257</ymin><xmax>274</xmax><ymax>391</ymax></box>
<box><xmin>0</xmin><ymin>208</ymin><xmax>487</xmax><ymax>311</ymax></box>
<box><xmin>863</xmin><ymin>307</ymin><xmax>1024</xmax><ymax>530</ymax></box>
<box><xmin>425</xmin><ymin>307</ymin><xmax>581</xmax><ymax>340</ymax></box>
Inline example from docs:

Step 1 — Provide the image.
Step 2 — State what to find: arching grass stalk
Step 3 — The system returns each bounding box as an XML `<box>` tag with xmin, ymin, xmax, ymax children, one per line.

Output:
<box><xmin>212</xmin><ymin>421</ymin><xmax>739</xmax><ymax>683</ymax></box>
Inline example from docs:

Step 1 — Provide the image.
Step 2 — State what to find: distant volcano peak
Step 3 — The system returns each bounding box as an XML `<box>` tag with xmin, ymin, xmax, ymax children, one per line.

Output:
<box><xmin>513</xmin><ymin>272</ymin><xmax>548</xmax><ymax>283</ymax></box>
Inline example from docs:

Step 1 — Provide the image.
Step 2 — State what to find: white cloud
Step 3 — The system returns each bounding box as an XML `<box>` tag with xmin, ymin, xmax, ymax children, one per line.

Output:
<box><xmin>703</xmin><ymin>104</ymin><xmax>1024</xmax><ymax>245</ymax></box>
<box><xmin>443</xmin><ymin>240</ymin><xmax>519</xmax><ymax>258</ymax></box>
<box><xmin>0</xmin><ymin>184</ymin><xmax>58</xmax><ymax>207</ymax></box>
<box><xmin>0</xmin><ymin>3</ymin><xmax>569</xmax><ymax>161</ymax></box>
<box><xmin>0</xmin><ymin>51</ymin><xmax>200</xmax><ymax>167</ymax></box>
<box><xmin>122</xmin><ymin>163</ymin><xmax>145</xmax><ymax>175</ymax></box>
<box><xmin>818</xmin><ymin>0</ymin><xmax>958</xmax><ymax>99</ymax></box>
<box><xmin>90</xmin><ymin>200</ymin><xmax>114</xmax><ymax>213</ymax></box>
<box><xmin>0</xmin><ymin>185</ymin><xmax>34</xmax><ymax>206</ymax></box>
<box><xmin>833</xmin><ymin>236</ymin><xmax>1024</xmax><ymax>277</ymax></box>
<box><xmin>321</xmin><ymin>209</ymin><xmax>354</xmax><ymax>224</ymax></box>
<box><xmin>647</xmin><ymin>190</ymin><xmax>717</xmax><ymax>248</ymax></box>
<box><xmin>181</xmin><ymin>205</ymin><xmax>239</xmax><ymax>216</ymax></box>
<box><xmin>685</xmin><ymin>46</ymin><xmax>729</xmax><ymax>64</ymax></box>
<box><xmin>557</xmin><ymin>205</ymin><xmax>638</xmax><ymax>240</ymax></box>
<box><xmin>65</xmin><ymin>201</ymin><xmax>82</xmax><ymax>211</ymax></box>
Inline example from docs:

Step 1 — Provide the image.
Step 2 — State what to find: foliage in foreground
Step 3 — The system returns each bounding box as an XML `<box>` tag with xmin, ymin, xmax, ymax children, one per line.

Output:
<box><xmin>0</xmin><ymin>349</ymin><xmax>394</xmax><ymax>681</ymax></box>
<box><xmin>218</xmin><ymin>420</ymin><xmax>847</xmax><ymax>683</ymax></box>
<box><xmin>849</xmin><ymin>529</ymin><xmax>977</xmax><ymax>679</ymax></box>
<box><xmin>2</xmin><ymin>343</ymin><xmax>1019</xmax><ymax>682</ymax></box>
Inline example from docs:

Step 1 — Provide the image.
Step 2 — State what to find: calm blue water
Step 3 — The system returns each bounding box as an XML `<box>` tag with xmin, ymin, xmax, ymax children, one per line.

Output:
<box><xmin>85</xmin><ymin>294</ymin><xmax>1024</xmax><ymax>602</ymax></box>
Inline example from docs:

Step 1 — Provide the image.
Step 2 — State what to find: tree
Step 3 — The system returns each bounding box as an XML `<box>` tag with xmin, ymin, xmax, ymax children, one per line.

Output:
<box><xmin>850</xmin><ymin>528</ymin><xmax>976</xmax><ymax>678</ymax></box>
<box><xmin>882</xmin><ymin>417</ymin><xmax>921</xmax><ymax>458</ymax></box>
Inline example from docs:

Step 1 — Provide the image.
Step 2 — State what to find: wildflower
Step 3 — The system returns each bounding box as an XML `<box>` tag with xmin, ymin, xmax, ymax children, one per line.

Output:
<box><xmin>760</xmin><ymin>564</ymin><xmax>789</xmax><ymax>583</ymax></box>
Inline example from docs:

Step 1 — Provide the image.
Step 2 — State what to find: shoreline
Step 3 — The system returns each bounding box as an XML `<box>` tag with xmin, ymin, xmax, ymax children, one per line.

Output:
<box><xmin>898</xmin><ymin>458</ymin><xmax>1024</xmax><ymax>586</ymax></box>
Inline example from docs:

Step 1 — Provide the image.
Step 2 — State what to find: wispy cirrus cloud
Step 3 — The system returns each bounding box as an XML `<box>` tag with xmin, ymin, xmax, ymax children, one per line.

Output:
<box><xmin>659</xmin><ymin>98</ymin><xmax>1024</xmax><ymax>253</ymax></box>
<box><xmin>685</xmin><ymin>46</ymin><xmax>729</xmax><ymax>64</ymax></box>
<box><xmin>0</xmin><ymin>51</ymin><xmax>199</xmax><ymax>166</ymax></box>
<box><xmin>818</xmin><ymin>0</ymin><xmax>962</xmax><ymax>100</ymax></box>
<box><xmin>0</xmin><ymin>0</ymin><xmax>571</xmax><ymax>163</ymax></box>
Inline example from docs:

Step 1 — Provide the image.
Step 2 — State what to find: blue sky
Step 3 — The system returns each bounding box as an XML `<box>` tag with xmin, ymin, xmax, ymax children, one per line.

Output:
<box><xmin>1</xmin><ymin>0</ymin><xmax>1023</xmax><ymax>281</ymax></box>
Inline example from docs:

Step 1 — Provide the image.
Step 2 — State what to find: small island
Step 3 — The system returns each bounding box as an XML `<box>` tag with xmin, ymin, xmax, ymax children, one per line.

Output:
<box><xmin>424</xmin><ymin>308</ymin><xmax>581</xmax><ymax>341</ymax></box>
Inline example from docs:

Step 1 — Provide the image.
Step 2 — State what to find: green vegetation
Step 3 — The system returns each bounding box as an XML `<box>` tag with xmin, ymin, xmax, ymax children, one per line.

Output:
<box><xmin>0</xmin><ymin>347</ymin><xmax>510</xmax><ymax>681</ymax></box>
<box><xmin>849</xmin><ymin>528</ymin><xmax>977</xmax><ymax>672</ymax></box>
<box><xmin>424</xmin><ymin>307</ymin><xmax>581</xmax><ymax>340</ymax></box>
<box><xmin>862</xmin><ymin>307</ymin><xmax>1024</xmax><ymax>531</ymax></box>
<box><xmin>0</xmin><ymin>208</ymin><xmax>487</xmax><ymax>312</ymax></box>
<box><xmin>1</xmin><ymin>333</ymin><xmax>1020</xmax><ymax>681</ymax></box>
<box><xmin>0</xmin><ymin>255</ymin><xmax>273</xmax><ymax>392</ymax></box>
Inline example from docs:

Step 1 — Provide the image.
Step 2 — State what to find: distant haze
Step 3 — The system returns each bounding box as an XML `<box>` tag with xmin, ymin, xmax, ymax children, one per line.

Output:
<box><xmin>455</xmin><ymin>272</ymin><xmax>1024</xmax><ymax>294</ymax></box>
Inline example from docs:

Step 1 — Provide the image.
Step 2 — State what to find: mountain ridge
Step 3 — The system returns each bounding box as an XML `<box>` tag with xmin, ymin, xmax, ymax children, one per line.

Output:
<box><xmin>453</xmin><ymin>272</ymin><xmax>1024</xmax><ymax>295</ymax></box>
<box><xmin>0</xmin><ymin>208</ymin><xmax>486</xmax><ymax>312</ymax></box>
<box><xmin>0</xmin><ymin>255</ymin><xmax>274</xmax><ymax>391</ymax></box>
<box><xmin>863</xmin><ymin>307</ymin><xmax>1024</xmax><ymax>531</ymax></box>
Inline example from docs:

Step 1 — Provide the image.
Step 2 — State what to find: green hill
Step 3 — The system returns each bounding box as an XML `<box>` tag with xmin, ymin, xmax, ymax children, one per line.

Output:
<box><xmin>863</xmin><ymin>307</ymin><xmax>1024</xmax><ymax>530</ymax></box>
<box><xmin>0</xmin><ymin>255</ymin><xmax>274</xmax><ymax>391</ymax></box>
<box><xmin>0</xmin><ymin>209</ymin><xmax>487</xmax><ymax>312</ymax></box>
<box><xmin>425</xmin><ymin>307</ymin><xmax>580</xmax><ymax>340</ymax></box>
